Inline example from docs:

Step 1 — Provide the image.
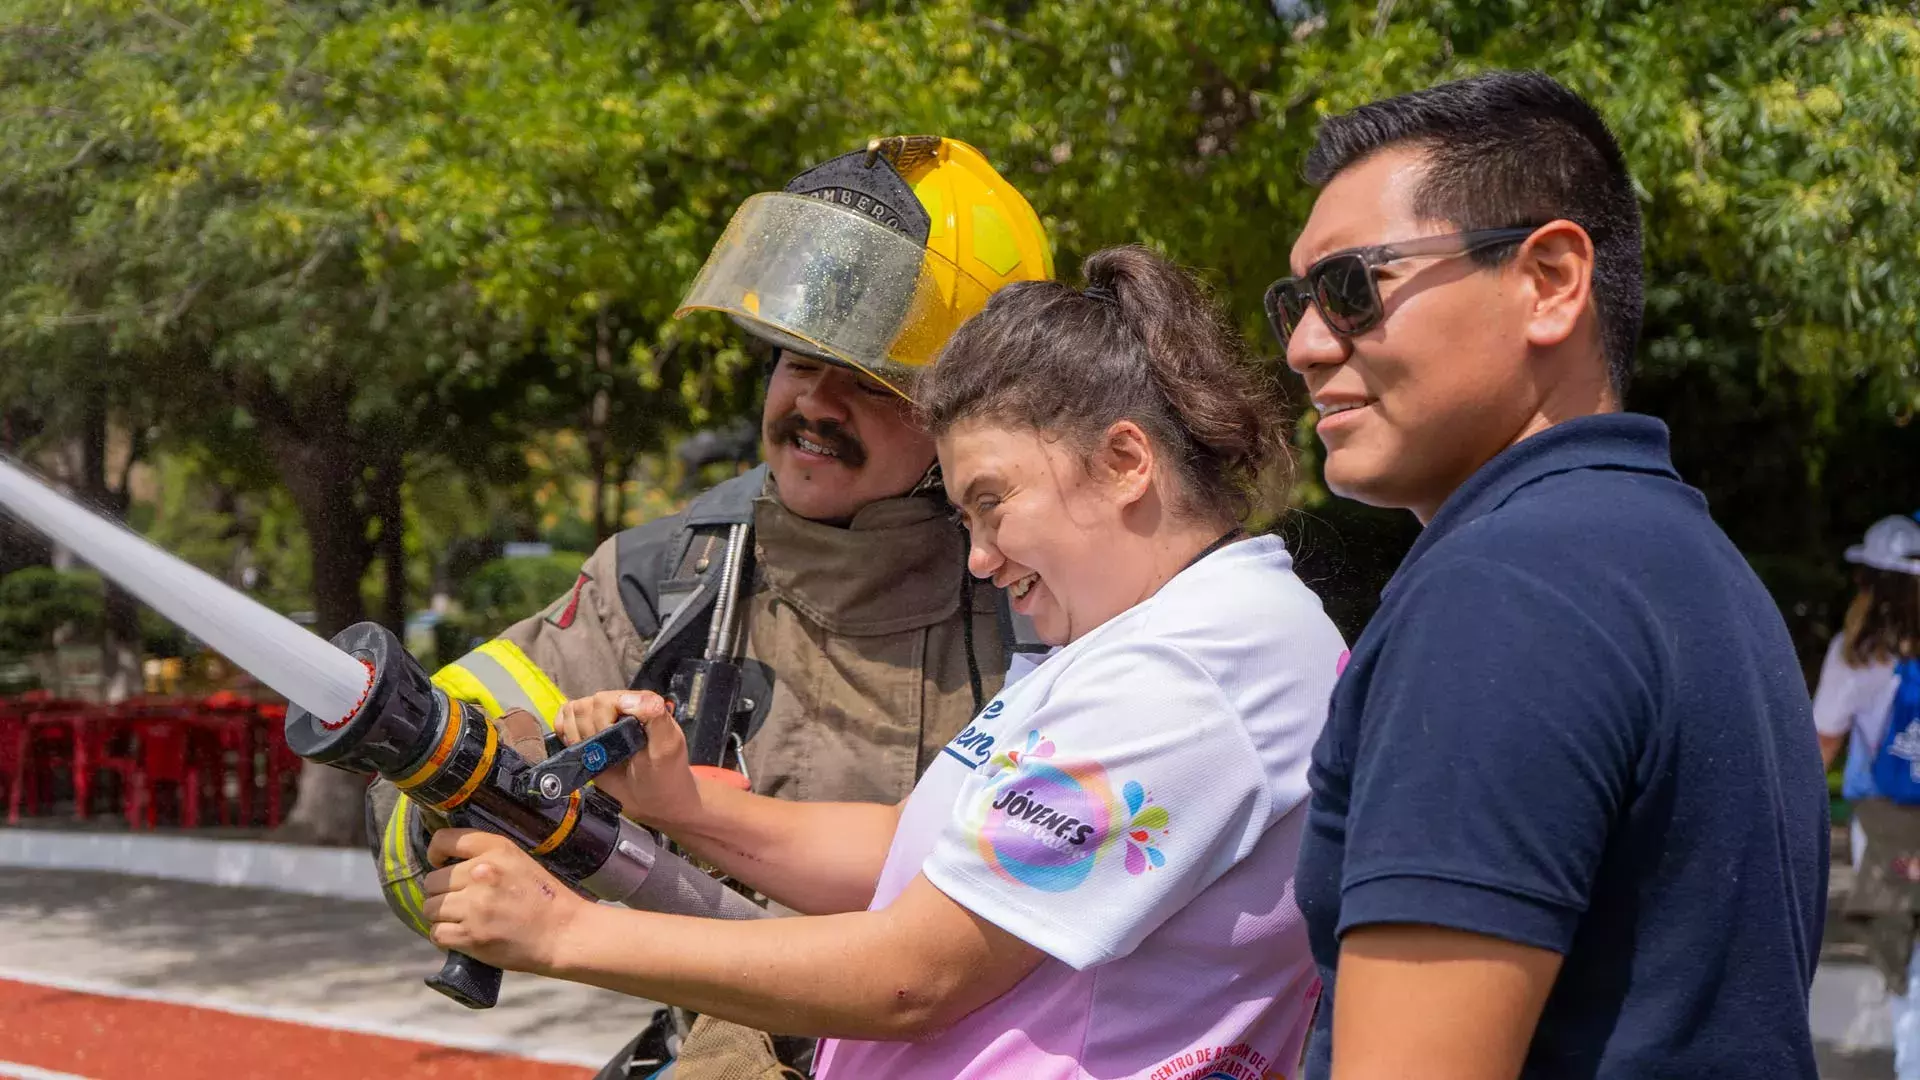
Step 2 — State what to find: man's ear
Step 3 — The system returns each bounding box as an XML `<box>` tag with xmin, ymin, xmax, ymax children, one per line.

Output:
<box><xmin>1094</xmin><ymin>420</ymin><xmax>1155</xmax><ymax>508</ymax></box>
<box><xmin>1518</xmin><ymin>220</ymin><xmax>1596</xmax><ymax>350</ymax></box>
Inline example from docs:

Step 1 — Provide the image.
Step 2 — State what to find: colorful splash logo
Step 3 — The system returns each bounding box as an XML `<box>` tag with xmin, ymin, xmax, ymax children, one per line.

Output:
<box><xmin>1119</xmin><ymin>778</ymin><xmax>1170</xmax><ymax>876</ymax></box>
<box><xmin>976</xmin><ymin>731</ymin><xmax>1172</xmax><ymax>890</ymax></box>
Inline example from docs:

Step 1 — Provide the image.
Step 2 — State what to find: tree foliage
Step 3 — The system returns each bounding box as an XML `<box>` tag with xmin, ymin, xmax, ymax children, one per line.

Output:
<box><xmin>2</xmin><ymin>0</ymin><xmax>1915</xmax><ymax>839</ymax></box>
<box><xmin>0</xmin><ymin>568</ymin><xmax>103</xmax><ymax>658</ymax></box>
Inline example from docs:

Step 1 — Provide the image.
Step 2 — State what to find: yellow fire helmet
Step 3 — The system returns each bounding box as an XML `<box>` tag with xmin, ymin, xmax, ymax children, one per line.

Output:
<box><xmin>674</xmin><ymin>136</ymin><xmax>1054</xmax><ymax>399</ymax></box>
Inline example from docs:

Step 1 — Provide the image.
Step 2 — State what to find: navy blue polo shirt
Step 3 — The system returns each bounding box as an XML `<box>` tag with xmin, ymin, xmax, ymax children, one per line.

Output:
<box><xmin>1294</xmin><ymin>413</ymin><xmax>1827</xmax><ymax>1079</ymax></box>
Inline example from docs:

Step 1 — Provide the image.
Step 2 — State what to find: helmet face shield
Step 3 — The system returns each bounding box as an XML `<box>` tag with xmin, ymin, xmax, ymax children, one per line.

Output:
<box><xmin>675</xmin><ymin>192</ymin><xmax>993</xmax><ymax>397</ymax></box>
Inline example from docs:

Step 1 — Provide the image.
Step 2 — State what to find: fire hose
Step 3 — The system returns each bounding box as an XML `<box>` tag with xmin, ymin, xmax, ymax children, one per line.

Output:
<box><xmin>0</xmin><ymin>456</ymin><xmax>765</xmax><ymax>1011</ymax></box>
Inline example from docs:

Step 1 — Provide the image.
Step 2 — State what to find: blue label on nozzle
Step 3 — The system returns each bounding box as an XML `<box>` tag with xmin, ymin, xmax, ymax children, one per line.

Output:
<box><xmin>583</xmin><ymin>743</ymin><xmax>608</xmax><ymax>774</ymax></box>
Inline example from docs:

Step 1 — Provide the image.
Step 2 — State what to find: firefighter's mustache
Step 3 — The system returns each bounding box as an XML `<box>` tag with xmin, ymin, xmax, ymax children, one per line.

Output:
<box><xmin>768</xmin><ymin>414</ymin><xmax>868</xmax><ymax>468</ymax></box>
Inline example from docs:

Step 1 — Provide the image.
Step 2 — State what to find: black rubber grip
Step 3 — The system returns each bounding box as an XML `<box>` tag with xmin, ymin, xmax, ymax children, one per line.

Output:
<box><xmin>425</xmin><ymin>950</ymin><xmax>503</xmax><ymax>1009</ymax></box>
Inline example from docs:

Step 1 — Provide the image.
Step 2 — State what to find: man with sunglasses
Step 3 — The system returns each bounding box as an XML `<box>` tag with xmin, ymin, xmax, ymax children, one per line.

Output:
<box><xmin>1277</xmin><ymin>72</ymin><xmax>1826</xmax><ymax>1079</ymax></box>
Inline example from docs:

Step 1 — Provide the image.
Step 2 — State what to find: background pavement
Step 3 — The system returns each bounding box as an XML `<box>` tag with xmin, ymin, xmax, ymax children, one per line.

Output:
<box><xmin>0</xmin><ymin>867</ymin><xmax>652</xmax><ymax>1077</ymax></box>
<box><xmin>0</xmin><ymin>828</ymin><xmax>1900</xmax><ymax>1079</ymax></box>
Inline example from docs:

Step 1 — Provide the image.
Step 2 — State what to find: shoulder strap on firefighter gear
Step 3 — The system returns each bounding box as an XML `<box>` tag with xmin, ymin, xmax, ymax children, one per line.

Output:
<box><xmin>616</xmin><ymin>465</ymin><xmax>766</xmax><ymax>699</ymax></box>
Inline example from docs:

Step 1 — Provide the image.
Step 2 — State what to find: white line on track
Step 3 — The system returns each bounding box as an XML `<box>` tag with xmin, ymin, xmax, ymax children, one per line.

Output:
<box><xmin>0</xmin><ymin>966</ymin><xmax>606</xmax><ymax>1069</ymax></box>
<box><xmin>0</xmin><ymin>1062</ymin><xmax>95</xmax><ymax>1080</ymax></box>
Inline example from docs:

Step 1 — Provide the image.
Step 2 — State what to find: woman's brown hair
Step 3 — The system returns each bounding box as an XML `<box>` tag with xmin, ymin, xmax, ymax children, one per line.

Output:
<box><xmin>915</xmin><ymin>245</ymin><xmax>1289</xmax><ymax>523</ymax></box>
<box><xmin>1843</xmin><ymin>567</ymin><xmax>1920</xmax><ymax>667</ymax></box>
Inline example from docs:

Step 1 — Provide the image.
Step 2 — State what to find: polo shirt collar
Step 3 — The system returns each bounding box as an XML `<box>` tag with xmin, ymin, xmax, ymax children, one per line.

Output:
<box><xmin>1387</xmin><ymin>412</ymin><xmax>1679</xmax><ymax>593</ymax></box>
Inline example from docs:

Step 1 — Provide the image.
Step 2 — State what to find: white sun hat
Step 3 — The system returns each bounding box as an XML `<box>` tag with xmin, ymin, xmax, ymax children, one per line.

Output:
<box><xmin>1845</xmin><ymin>515</ymin><xmax>1920</xmax><ymax>576</ymax></box>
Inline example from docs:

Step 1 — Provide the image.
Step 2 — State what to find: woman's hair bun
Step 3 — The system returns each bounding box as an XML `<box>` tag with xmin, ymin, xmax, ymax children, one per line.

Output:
<box><xmin>920</xmin><ymin>244</ymin><xmax>1290</xmax><ymax>522</ymax></box>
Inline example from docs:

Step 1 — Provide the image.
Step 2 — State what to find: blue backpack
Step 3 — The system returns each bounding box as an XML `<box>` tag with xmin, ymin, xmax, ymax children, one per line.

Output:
<box><xmin>1870</xmin><ymin>658</ymin><xmax>1920</xmax><ymax>804</ymax></box>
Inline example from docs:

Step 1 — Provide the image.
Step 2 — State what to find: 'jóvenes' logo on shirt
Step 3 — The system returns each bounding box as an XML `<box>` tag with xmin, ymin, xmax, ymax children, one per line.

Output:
<box><xmin>989</xmin><ymin>787</ymin><xmax>1098</xmax><ymax>847</ymax></box>
<box><xmin>974</xmin><ymin>731</ymin><xmax>1175</xmax><ymax>891</ymax></box>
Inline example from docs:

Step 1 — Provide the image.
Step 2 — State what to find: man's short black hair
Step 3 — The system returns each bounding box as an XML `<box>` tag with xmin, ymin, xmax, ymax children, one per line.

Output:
<box><xmin>1304</xmin><ymin>70</ymin><xmax>1644</xmax><ymax>396</ymax></box>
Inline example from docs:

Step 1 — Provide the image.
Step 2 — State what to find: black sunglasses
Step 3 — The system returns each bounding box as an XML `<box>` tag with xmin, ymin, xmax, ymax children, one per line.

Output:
<box><xmin>1264</xmin><ymin>226</ymin><xmax>1542</xmax><ymax>348</ymax></box>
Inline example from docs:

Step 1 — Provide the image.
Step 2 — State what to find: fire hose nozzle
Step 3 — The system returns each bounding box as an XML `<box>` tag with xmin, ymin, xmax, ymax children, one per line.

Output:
<box><xmin>282</xmin><ymin>622</ymin><xmax>768</xmax><ymax>1011</ymax></box>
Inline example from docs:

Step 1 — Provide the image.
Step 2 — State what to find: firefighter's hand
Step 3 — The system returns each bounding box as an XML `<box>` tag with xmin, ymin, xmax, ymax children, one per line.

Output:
<box><xmin>556</xmin><ymin>690</ymin><xmax>702</xmax><ymax>830</ymax></box>
<box><xmin>421</xmin><ymin>829</ymin><xmax>587</xmax><ymax>976</ymax></box>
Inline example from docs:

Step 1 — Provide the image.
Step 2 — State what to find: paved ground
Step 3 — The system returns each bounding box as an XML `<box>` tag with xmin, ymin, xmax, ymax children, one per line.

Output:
<box><xmin>1819</xmin><ymin>1027</ymin><xmax>1895</xmax><ymax>1078</ymax></box>
<box><xmin>0</xmin><ymin>869</ymin><xmax>654</xmax><ymax>1078</ymax></box>
<box><xmin>1811</xmin><ymin>854</ymin><xmax>1900</xmax><ymax>1080</ymax></box>
<box><xmin>0</xmin><ymin>858</ymin><xmax>1903</xmax><ymax>1079</ymax></box>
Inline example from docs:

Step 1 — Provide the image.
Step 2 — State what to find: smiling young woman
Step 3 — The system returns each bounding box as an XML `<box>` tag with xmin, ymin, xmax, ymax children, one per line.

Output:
<box><xmin>803</xmin><ymin>243</ymin><xmax>1349</xmax><ymax>1077</ymax></box>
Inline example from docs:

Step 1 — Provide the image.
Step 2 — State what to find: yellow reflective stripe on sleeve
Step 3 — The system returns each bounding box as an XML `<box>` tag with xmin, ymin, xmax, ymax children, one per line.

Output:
<box><xmin>432</xmin><ymin>642</ymin><xmax>563</xmax><ymax>729</ymax></box>
<box><xmin>382</xmin><ymin>797</ymin><xmax>430</xmax><ymax>936</ymax></box>
<box><xmin>431</xmin><ymin>661</ymin><xmax>504</xmax><ymax>720</ymax></box>
<box><xmin>473</xmin><ymin>640</ymin><xmax>566</xmax><ymax>728</ymax></box>
<box><xmin>384</xmin><ymin>802</ymin><xmax>422</xmax><ymax>931</ymax></box>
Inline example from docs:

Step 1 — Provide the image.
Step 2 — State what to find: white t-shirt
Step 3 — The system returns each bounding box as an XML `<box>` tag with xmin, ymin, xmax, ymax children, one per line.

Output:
<box><xmin>815</xmin><ymin>535</ymin><xmax>1346</xmax><ymax>1080</ymax></box>
<box><xmin>1814</xmin><ymin>634</ymin><xmax>1905</xmax><ymax>802</ymax></box>
<box><xmin>1814</xmin><ymin>635</ymin><xmax>1901</xmax><ymax>746</ymax></box>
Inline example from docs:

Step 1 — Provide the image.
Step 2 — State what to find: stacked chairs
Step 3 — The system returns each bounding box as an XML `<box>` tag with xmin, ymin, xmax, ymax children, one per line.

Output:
<box><xmin>0</xmin><ymin>692</ymin><xmax>294</xmax><ymax>829</ymax></box>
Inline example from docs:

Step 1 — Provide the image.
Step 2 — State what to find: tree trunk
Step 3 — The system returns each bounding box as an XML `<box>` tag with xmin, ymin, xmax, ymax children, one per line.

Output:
<box><xmin>612</xmin><ymin>450</ymin><xmax>635</xmax><ymax>533</ymax></box>
<box><xmin>77</xmin><ymin>393</ymin><xmax>142</xmax><ymax>703</ymax></box>
<box><xmin>253</xmin><ymin>389</ymin><xmax>376</xmax><ymax>847</ymax></box>
<box><xmin>587</xmin><ymin>309</ymin><xmax>615</xmax><ymax>544</ymax></box>
<box><xmin>373</xmin><ymin>454</ymin><xmax>407</xmax><ymax>637</ymax></box>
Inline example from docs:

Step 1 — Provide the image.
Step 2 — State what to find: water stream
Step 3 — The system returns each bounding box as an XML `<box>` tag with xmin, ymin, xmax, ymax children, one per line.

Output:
<box><xmin>0</xmin><ymin>455</ymin><xmax>370</xmax><ymax>722</ymax></box>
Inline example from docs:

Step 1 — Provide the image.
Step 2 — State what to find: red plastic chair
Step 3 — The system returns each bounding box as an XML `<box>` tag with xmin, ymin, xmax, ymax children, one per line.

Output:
<box><xmin>1</xmin><ymin>706</ymin><xmax>37</xmax><ymax>824</ymax></box>
<box><xmin>127</xmin><ymin>715</ymin><xmax>209</xmax><ymax>829</ymax></box>
<box><xmin>70</xmin><ymin>706</ymin><xmax>140</xmax><ymax>821</ymax></box>
<box><xmin>258</xmin><ymin>705</ymin><xmax>301</xmax><ymax>828</ymax></box>
<box><xmin>190</xmin><ymin>693</ymin><xmax>259</xmax><ymax>826</ymax></box>
<box><xmin>13</xmin><ymin>698</ymin><xmax>87</xmax><ymax>822</ymax></box>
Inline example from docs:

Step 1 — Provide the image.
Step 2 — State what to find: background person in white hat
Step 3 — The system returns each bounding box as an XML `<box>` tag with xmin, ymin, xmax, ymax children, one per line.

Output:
<box><xmin>1817</xmin><ymin>515</ymin><xmax>1920</xmax><ymax>778</ymax></box>
<box><xmin>1814</xmin><ymin>513</ymin><xmax>1920</xmax><ymax>1080</ymax></box>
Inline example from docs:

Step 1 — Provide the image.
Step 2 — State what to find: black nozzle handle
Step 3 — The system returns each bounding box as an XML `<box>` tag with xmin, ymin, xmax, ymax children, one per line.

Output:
<box><xmin>426</xmin><ymin>950</ymin><xmax>502</xmax><ymax>1009</ymax></box>
<box><xmin>525</xmin><ymin>716</ymin><xmax>648</xmax><ymax>803</ymax></box>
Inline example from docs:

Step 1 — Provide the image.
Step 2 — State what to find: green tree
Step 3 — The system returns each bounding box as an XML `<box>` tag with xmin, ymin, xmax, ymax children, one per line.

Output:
<box><xmin>3</xmin><ymin>0</ymin><xmax>1913</xmax><ymax>844</ymax></box>
<box><xmin>0</xmin><ymin>567</ymin><xmax>103</xmax><ymax>659</ymax></box>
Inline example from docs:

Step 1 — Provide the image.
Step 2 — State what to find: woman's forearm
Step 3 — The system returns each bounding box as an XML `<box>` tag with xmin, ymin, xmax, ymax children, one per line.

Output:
<box><xmin>548</xmin><ymin>902</ymin><xmax>937</xmax><ymax>1039</ymax></box>
<box><xmin>651</xmin><ymin>779</ymin><xmax>901</xmax><ymax>914</ymax></box>
<box><xmin>1819</xmin><ymin>732</ymin><xmax>1845</xmax><ymax>771</ymax></box>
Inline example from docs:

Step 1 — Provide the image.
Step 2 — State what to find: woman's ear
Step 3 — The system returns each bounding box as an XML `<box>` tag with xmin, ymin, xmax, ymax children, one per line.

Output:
<box><xmin>1094</xmin><ymin>420</ymin><xmax>1155</xmax><ymax>508</ymax></box>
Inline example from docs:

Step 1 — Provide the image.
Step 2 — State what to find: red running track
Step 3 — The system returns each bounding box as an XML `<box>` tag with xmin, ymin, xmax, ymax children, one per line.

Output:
<box><xmin>0</xmin><ymin>977</ymin><xmax>592</xmax><ymax>1079</ymax></box>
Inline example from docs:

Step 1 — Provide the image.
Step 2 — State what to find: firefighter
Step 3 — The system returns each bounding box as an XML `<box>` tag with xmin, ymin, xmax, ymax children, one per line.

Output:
<box><xmin>366</xmin><ymin>136</ymin><xmax>1051</xmax><ymax>1079</ymax></box>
